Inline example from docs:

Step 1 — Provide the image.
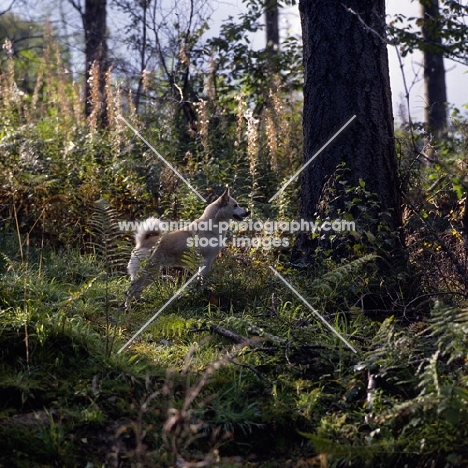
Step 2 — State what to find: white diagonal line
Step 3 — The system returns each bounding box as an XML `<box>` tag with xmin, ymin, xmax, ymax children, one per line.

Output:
<box><xmin>117</xmin><ymin>115</ymin><xmax>206</xmax><ymax>203</ymax></box>
<box><xmin>269</xmin><ymin>114</ymin><xmax>357</xmax><ymax>203</ymax></box>
<box><xmin>117</xmin><ymin>267</ymin><xmax>206</xmax><ymax>354</ymax></box>
<box><xmin>269</xmin><ymin>267</ymin><xmax>358</xmax><ymax>353</ymax></box>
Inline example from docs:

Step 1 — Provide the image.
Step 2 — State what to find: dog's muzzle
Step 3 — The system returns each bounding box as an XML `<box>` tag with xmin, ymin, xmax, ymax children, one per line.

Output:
<box><xmin>233</xmin><ymin>211</ymin><xmax>249</xmax><ymax>221</ymax></box>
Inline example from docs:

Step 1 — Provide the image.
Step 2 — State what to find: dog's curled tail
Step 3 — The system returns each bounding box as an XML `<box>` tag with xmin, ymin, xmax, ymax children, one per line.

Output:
<box><xmin>134</xmin><ymin>216</ymin><xmax>162</xmax><ymax>248</ymax></box>
<box><xmin>127</xmin><ymin>217</ymin><xmax>162</xmax><ymax>282</ymax></box>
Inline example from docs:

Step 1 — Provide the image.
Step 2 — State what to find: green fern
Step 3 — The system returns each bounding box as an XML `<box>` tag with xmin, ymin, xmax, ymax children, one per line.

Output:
<box><xmin>149</xmin><ymin>313</ymin><xmax>199</xmax><ymax>339</ymax></box>
<box><xmin>426</xmin><ymin>301</ymin><xmax>468</xmax><ymax>363</ymax></box>
<box><xmin>308</xmin><ymin>254</ymin><xmax>377</xmax><ymax>297</ymax></box>
<box><xmin>181</xmin><ymin>245</ymin><xmax>203</xmax><ymax>272</ymax></box>
<box><xmin>89</xmin><ymin>199</ymin><xmax>129</xmax><ymax>354</ymax></box>
<box><xmin>89</xmin><ymin>199</ymin><xmax>129</xmax><ymax>276</ymax></box>
<box><xmin>365</xmin><ymin>302</ymin><xmax>468</xmax><ymax>460</ymax></box>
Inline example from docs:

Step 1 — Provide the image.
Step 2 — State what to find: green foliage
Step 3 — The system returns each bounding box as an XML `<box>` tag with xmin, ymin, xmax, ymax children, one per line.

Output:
<box><xmin>0</xmin><ymin>13</ymin><xmax>48</xmax><ymax>94</ymax></box>
<box><xmin>308</xmin><ymin>301</ymin><xmax>468</xmax><ymax>466</ymax></box>
<box><xmin>388</xmin><ymin>1</ymin><xmax>468</xmax><ymax>65</ymax></box>
<box><xmin>90</xmin><ymin>199</ymin><xmax>130</xmax><ymax>275</ymax></box>
<box><xmin>314</xmin><ymin>164</ymin><xmax>400</xmax><ymax>258</ymax></box>
<box><xmin>397</xmin><ymin>113</ymin><xmax>468</xmax><ymax>294</ymax></box>
<box><xmin>149</xmin><ymin>313</ymin><xmax>199</xmax><ymax>339</ymax></box>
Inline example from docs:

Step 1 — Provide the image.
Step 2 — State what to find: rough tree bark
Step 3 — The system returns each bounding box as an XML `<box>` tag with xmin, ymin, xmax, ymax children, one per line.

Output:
<box><xmin>295</xmin><ymin>0</ymin><xmax>402</xmax><ymax>259</ymax></box>
<box><xmin>421</xmin><ymin>0</ymin><xmax>447</xmax><ymax>136</ymax></box>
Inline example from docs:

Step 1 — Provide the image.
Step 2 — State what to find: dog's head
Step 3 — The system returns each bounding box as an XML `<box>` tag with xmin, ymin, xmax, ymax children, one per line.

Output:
<box><xmin>217</xmin><ymin>187</ymin><xmax>249</xmax><ymax>221</ymax></box>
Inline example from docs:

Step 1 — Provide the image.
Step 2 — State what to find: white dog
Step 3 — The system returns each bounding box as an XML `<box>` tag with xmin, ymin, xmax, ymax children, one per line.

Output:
<box><xmin>125</xmin><ymin>187</ymin><xmax>249</xmax><ymax>307</ymax></box>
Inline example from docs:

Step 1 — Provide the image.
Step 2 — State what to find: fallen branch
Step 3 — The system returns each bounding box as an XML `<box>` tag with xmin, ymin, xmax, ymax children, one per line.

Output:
<box><xmin>209</xmin><ymin>324</ymin><xmax>249</xmax><ymax>344</ymax></box>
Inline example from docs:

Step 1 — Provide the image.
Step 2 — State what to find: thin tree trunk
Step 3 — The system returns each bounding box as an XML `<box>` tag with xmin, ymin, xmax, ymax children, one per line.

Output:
<box><xmin>134</xmin><ymin>0</ymin><xmax>148</xmax><ymax>111</ymax></box>
<box><xmin>421</xmin><ymin>0</ymin><xmax>447</xmax><ymax>136</ymax></box>
<box><xmin>265</xmin><ymin>0</ymin><xmax>279</xmax><ymax>55</ymax></box>
<box><xmin>83</xmin><ymin>0</ymin><xmax>108</xmax><ymax>126</ymax></box>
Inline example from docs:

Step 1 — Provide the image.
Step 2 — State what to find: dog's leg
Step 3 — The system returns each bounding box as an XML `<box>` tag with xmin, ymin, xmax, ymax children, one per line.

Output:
<box><xmin>127</xmin><ymin>248</ymin><xmax>151</xmax><ymax>283</ymax></box>
<box><xmin>195</xmin><ymin>250</ymin><xmax>217</xmax><ymax>288</ymax></box>
<box><xmin>201</xmin><ymin>259</ymin><xmax>213</xmax><ymax>275</ymax></box>
<box><xmin>125</xmin><ymin>271</ymin><xmax>153</xmax><ymax>309</ymax></box>
<box><xmin>125</xmin><ymin>252</ymin><xmax>162</xmax><ymax>309</ymax></box>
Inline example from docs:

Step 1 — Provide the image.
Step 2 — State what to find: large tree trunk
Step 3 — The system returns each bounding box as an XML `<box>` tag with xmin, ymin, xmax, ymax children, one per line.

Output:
<box><xmin>421</xmin><ymin>0</ymin><xmax>447</xmax><ymax>136</ymax></box>
<box><xmin>83</xmin><ymin>0</ymin><xmax>108</xmax><ymax>126</ymax></box>
<box><xmin>296</xmin><ymin>0</ymin><xmax>402</xmax><ymax>258</ymax></box>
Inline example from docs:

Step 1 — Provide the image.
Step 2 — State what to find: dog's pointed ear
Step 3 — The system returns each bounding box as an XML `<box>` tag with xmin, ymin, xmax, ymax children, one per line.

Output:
<box><xmin>220</xmin><ymin>186</ymin><xmax>230</xmax><ymax>205</ymax></box>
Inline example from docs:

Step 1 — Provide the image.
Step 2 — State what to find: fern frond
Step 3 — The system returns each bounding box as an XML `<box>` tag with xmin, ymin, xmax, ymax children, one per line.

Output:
<box><xmin>59</xmin><ymin>275</ymin><xmax>102</xmax><ymax>307</ymax></box>
<box><xmin>181</xmin><ymin>246</ymin><xmax>203</xmax><ymax>272</ymax></box>
<box><xmin>418</xmin><ymin>349</ymin><xmax>441</xmax><ymax>397</ymax></box>
<box><xmin>149</xmin><ymin>314</ymin><xmax>199</xmax><ymax>339</ymax></box>
<box><xmin>425</xmin><ymin>302</ymin><xmax>468</xmax><ymax>363</ymax></box>
<box><xmin>361</xmin><ymin>316</ymin><xmax>424</xmax><ymax>389</ymax></box>
<box><xmin>89</xmin><ymin>199</ymin><xmax>129</xmax><ymax>275</ymax></box>
<box><xmin>309</xmin><ymin>254</ymin><xmax>376</xmax><ymax>295</ymax></box>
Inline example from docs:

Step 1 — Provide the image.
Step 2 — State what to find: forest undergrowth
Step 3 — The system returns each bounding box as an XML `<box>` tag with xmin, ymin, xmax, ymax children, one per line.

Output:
<box><xmin>1</xmin><ymin>28</ymin><xmax>468</xmax><ymax>468</ymax></box>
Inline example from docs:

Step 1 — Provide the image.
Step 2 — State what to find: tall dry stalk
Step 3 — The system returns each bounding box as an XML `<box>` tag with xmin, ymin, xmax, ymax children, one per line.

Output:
<box><xmin>245</xmin><ymin>108</ymin><xmax>259</xmax><ymax>212</ymax></box>
<box><xmin>265</xmin><ymin>107</ymin><xmax>278</xmax><ymax>172</ymax></box>
<box><xmin>234</xmin><ymin>94</ymin><xmax>247</xmax><ymax>150</ymax></box>
<box><xmin>105</xmin><ymin>67</ymin><xmax>115</xmax><ymax>127</ymax></box>
<box><xmin>54</xmin><ymin>41</ymin><xmax>72</xmax><ymax>122</ymax></box>
<box><xmin>246</xmin><ymin>109</ymin><xmax>259</xmax><ymax>177</ymax></box>
<box><xmin>265</xmin><ymin>79</ymin><xmax>287</xmax><ymax>172</ymax></box>
<box><xmin>127</xmin><ymin>88</ymin><xmax>137</xmax><ymax>124</ymax></box>
<box><xmin>194</xmin><ymin>99</ymin><xmax>212</xmax><ymax>185</ymax></box>
<box><xmin>105</xmin><ymin>68</ymin><xmax>126</xmax><ymax>153</ymax></box>
<box><xmin>72</xmin><ymin>81</ymin><xmax>83</xmax><ymax>125</ymax></box>
<box><xmin>87</xmin><ymin>60</ymin><xmax>101</xmax><ymax>132</ymax></box>
<box><xmin>141</xmin><ymin>69</ymin><xmax>150</xmax><ymax>111</ymax></box>
<box><xmin>1</xmin><ymin>39</ymin><xmax>21</xmax><ymax>120</ymax></box>
<box><xmin>28</xmin><ymin>65</ymin><xmax>44</xmax><ymax>122</ymax></box>
<box><xmin>204</xmin><ymin>56</ymin><xmax>217</xmax><ymax>102</ymax></box>
<box><xmin>195</xmin><ymin>99</ymin><xmax>210</xmax><ymax>156</ymax></box>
